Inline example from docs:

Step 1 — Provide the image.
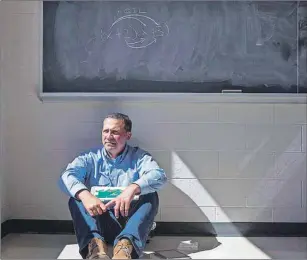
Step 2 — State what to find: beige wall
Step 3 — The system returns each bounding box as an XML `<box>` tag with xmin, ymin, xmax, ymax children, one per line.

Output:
<box><xmin>1</xmin><ymin>1</ymin><xmax>306</xmax><ymax>223</ymax></box>
<box><xmin>0</xmin><ymin>1</ymin><xmax>9</xmax><ymax>223</ymax></box>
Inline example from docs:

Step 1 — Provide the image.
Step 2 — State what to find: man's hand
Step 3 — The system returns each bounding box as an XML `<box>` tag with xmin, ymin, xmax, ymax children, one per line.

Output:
<box><xmin>77</xmin><ymin>190</ymin><xmax>107</xmax><ymax>217</ymax></box>
<box><xmin>105</xmin><ymin>184</ymin><xmax>141</xmax><ymax>218</ymax></box>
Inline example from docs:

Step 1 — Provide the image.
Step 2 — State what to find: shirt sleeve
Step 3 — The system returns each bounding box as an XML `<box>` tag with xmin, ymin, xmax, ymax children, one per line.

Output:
<box><xmin>58</xmin><ymin>153</ymin><xmax>93</xmax><ymax>198</ymax></box>
<box><xmin>133</xmin><ymin>153</ymin><xmax>167</xmax><ymax>195</ymax></box>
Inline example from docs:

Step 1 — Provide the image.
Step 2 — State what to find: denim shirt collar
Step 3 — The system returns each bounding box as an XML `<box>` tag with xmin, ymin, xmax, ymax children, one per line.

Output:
<box><xmin>102</xmin><ymin>143</ymin><xmax>129</xmax><ymax>164</ymax></box>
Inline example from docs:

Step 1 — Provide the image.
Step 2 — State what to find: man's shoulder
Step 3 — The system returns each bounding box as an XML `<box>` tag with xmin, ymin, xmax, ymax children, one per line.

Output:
<box><xmin>127</xmin><ymin>145</ymin><xmax>150</xmax><ymax>158</ymax></box>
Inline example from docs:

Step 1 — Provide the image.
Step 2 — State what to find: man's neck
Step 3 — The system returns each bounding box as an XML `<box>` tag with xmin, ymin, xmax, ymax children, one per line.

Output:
<box><xmin>107</xmin><ymin>151</ymin><xmax>117</xmax><ymax>159</ymax></box>
<box><xmin>105</xmin><ymin>145</ymin><xmax>126</xmax><ymax>159</ymax></box>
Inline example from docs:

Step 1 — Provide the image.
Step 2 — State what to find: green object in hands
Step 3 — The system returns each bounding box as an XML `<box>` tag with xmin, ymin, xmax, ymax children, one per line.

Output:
<box><xmin>95</xmin><ymin>189</ymin><xmax>122</xmax><ymax>199</ymax></box>
<box><xmin>91</xmin><ymin>186</ymin><xmax>140</xmax><ymax>201</ymax></box>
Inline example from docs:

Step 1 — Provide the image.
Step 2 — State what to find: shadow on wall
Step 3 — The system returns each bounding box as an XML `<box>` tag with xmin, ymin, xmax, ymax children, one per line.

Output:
<box><xmin>128</xmin><ymin>126</ymin><xmax>304</xmax><ymax>259</ymax></box>
<box><xmin>128</xmin><ymin>121</ymin><xmax>305</xmax><ymax>230</ymax></box>
<box><xmin>128</xmin><ymin>136</ymin><xmax>274</xmax><ymax>258</ymax></box>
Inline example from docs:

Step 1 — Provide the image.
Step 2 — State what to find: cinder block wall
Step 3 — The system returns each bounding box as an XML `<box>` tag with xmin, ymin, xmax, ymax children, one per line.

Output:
<box><xmin>0</xmin><ymin>1</ymin><xmax>306</xmax><ymax>224</ymax></box>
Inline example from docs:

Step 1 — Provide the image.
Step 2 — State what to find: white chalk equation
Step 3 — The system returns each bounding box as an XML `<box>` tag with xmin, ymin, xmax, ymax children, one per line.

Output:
<box><xmin>85</xmin><ymin>7</ymin><xmax>169</xmax><ymax>51</ymax></box>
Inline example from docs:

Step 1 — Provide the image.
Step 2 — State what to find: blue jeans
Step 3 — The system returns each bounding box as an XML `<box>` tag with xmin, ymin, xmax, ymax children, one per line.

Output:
<box><xmin>68</xmin><ymin>192</ymin><xmax>159</xmax><ymax>259</ymax></box>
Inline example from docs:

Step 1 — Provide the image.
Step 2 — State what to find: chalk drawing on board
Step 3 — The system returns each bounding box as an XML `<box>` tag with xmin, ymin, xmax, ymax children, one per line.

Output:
<box><xmin>109</xmin><ymin>14</ymin><xmax>169</xmax><ymax>49</ymax></box>
<box><xmin>83</xmin><ymin>12</ymin><xmax>169</xmax><ymax>53</ymax></box>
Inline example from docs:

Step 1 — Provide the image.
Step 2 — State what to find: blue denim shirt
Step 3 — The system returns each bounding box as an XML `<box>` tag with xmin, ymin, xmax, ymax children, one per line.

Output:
<box><xmin>58</xmin><ymin>144</ymin><xmax>167</xmax><ymax>198</ymax></box>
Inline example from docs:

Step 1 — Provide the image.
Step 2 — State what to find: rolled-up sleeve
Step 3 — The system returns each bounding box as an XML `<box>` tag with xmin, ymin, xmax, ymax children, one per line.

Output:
<box><xmin>58</xmin><ymin>154</ymin><xmax>93</xmax><ymax>198</ymax></box>
<box><xmin>133</xmin><ymin>153</ymin><xmax>167</xmax><ymax>195</ymax></box>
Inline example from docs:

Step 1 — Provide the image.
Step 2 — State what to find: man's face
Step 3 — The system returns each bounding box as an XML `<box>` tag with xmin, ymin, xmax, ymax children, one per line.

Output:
<box><xmin>102</xmin><ymin>118</ymin><xmax>131</xmax><ymax>157</ymax></box>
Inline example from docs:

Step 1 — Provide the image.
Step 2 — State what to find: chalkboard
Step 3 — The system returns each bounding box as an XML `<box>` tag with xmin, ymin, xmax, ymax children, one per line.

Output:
<box><xmin>43</xmin><ymin>1</ymin><xmax>307</xmax><ymax>93</ymax></box>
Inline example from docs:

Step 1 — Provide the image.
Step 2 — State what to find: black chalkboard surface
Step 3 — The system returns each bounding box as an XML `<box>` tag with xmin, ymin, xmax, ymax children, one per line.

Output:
<box><xmin>43</xmin><ymin>1</ymin><xmax>307</xmax><ymax>93</ymax></box>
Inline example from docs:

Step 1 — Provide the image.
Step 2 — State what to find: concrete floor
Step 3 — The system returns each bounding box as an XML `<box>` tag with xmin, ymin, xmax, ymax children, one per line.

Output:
<box><xmin>1</xmin><ymin>234</ymin><xmax>307</xmax><ymax>259</ymax></box>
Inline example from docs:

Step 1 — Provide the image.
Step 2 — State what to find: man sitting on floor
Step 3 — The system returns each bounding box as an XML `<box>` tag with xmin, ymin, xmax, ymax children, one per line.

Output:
<box><xmin>58</xmin><ymin>113</ymin><xmax>167</xmax><ymax>259</ymax></box>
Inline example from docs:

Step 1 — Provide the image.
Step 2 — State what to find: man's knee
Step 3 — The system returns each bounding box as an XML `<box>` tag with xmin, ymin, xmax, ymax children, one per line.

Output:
<box><xmin>136</xmin><ymin>192</ymin><xmax>159</xmax><ymax>216</ymax></box>
<box><xmin>141</xmin><ymin>192</ymin><xmax>159</xmax><ymax>208</ymax></box>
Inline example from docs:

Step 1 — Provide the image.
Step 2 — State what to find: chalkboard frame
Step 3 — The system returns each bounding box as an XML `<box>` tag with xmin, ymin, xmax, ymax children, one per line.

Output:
<box><xmin>39</xmin><ymin>1</ymin><xmax>307</xmax><ymax>102</ymax></box>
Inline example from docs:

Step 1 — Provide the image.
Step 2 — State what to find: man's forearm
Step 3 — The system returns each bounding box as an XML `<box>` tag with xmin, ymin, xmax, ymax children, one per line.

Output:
<box><xmin>76</xmin><ymin>189</ymin><xmax>91</xmax><ymax>201</ymax></box>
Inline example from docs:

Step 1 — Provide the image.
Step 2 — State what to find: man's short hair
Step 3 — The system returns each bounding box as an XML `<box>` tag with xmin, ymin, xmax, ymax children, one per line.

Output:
<box><xmin>104</xmin><ymin>113</ymin><xmax>132</xmax><ymax>132</ymax></box>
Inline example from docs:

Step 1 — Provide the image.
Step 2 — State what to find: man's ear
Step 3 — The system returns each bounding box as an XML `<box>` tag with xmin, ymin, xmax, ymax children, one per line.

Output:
<box><xmin>126</xmin><ymin>132</ymin><xmax>132</xmax><ymax>140</ymax></box>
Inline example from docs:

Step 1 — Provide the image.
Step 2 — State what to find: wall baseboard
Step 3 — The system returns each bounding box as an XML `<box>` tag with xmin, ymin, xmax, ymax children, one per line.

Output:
<box><xmin>2</xmin><ymin>219</ymin><xmax>307</xmax><ymax>239</ymax></box>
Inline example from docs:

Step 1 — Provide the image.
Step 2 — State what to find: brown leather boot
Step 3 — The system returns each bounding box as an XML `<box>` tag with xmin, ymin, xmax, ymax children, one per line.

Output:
<box><xmin>86</xmin><ymin>237</ymin><xmax>110</xmax><ymax>259</ymax></box>
<box><xmin>112</xmin><ymin>239</ymin><xmax>133</xmax><ymax>259</ymax></box>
